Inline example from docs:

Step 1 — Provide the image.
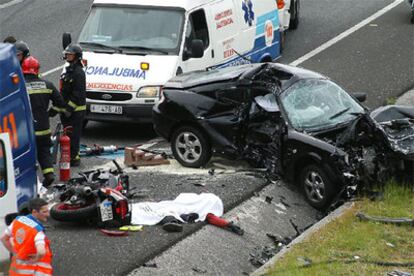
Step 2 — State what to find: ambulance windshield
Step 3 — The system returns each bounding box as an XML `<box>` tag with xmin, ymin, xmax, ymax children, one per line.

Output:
<box><xmin>78</xmin><ymin>6</ymin><xmax>185</xmax><ymax>55</ymax></box>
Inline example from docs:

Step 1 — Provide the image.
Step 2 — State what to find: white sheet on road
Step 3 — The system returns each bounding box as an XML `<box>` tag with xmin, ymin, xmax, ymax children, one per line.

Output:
<box><xmin>131</xmin><ymin>193</ymin><xmax>224</xmax><ymax>225</ymax></box>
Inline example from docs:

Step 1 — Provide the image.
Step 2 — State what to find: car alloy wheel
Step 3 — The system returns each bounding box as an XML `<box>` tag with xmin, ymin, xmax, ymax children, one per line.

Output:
<box><xmin>171</xmin><ymin>126</ymin><xmax>212</xmax><ymax>168</ymax></box>
<box><xmin>303</xmin><ymin>170</ymin><xmax>325</xmax><ymax>203</ymax></box>
<box><xmin>300</xmin><ymin>164</ymin><xmax>335</xmax><ymax>210</ymax></box>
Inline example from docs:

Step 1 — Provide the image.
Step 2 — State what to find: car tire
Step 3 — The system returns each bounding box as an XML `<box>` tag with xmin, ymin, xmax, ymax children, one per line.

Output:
<box><xmin>289</xmin><ymin>0</ymin><xmax>300</xmax><ymax>30</ymax></box>
<box><xmin>299</xmin><ymin>164</ymin><xmax>336</xmax><ymax>210</ymax></box>
<box><xmin>171</xmin><ymin>126</ymin><xmax>212</xmax><ymax>168</ymax></box>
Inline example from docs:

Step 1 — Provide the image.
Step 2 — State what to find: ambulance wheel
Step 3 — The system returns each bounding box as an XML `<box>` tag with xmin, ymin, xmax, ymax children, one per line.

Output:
<box><xmin>50</xmin><ymin>202</ymin><xmax>98</xmax><ymax>222</ymax></box>
<box><xmin>171</xmin><ymin>126</ymin><xmax>212</xmax><ymax>168</ymax></box>
<box><xmin>289</xmin><ymin>0</ymin><xmax>300</xmax><ymax>30</ymax></box>
<box><xmin>280</xmin><ymin>31</ymin><xmax>286</xmax><ymax>53</ymax></box>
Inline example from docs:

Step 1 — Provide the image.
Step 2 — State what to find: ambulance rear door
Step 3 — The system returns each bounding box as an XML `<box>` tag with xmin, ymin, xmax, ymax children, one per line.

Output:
<box><xmin>0</xmin><ymin>133</ymin><xmax>17</xmax><ymax>270</ymax></box>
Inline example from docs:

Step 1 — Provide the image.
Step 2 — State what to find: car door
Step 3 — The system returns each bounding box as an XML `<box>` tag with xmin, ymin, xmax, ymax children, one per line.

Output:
<box><xmin>0</xmin><ymin>133</ymin><xmax>17</xmax><ymax>268</ymax></box>
<box><xmin>200</xmin><ymin>86</ymin><xmax>252</xmax><ymax>154</ymax></box>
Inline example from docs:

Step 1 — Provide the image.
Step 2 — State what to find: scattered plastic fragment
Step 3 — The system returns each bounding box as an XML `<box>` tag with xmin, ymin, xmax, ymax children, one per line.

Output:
<box><xmin>192</xmin><ymin>267</ymin><xmax>207</xmax><ymax>274</ymax></box>
<box><xmin>142</xmin><ymin>262</ymin><xmax>157</xmax><ymax>268</ymax></box>
<box><xmin>387</xmin><ymin>270</ymin><xmax>412</xmax><ymax>276</ymax></box>
<box><xmin>297</xmin><ymin>256</ymin><xmax>313</xmax><ymax>267</ymax></box>
<box><xmin>99</xmin><ymin>229</ymin><xmax>129</xmax><ymax>237</ymax></box>
<box><xmin>386</xmin><ymin>242</ymin><xmax>396</xmax><ymax>248</ymax></box>
<box><xmin>119</xmin><ymin>225</ymin><xmax>143</xmax><ymax>232</ymax></box>
<box><xmin>265</xmin><ymin>196</ymin><xmax>273</xmax><ymax>203</ymax></box>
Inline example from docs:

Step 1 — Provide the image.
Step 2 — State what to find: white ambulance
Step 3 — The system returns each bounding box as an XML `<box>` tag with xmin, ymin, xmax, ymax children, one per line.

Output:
<box><xmin>63</xmin><ymin>0</ymin><xmax>283</xmax><ymax>125</ymax></box>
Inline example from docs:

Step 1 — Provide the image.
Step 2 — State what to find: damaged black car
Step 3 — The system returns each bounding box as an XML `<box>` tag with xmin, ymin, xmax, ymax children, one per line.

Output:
<box><xmin>153</xmin><ymin>63</ymin><xmax>414</xmax><ymax>209</ymax></box>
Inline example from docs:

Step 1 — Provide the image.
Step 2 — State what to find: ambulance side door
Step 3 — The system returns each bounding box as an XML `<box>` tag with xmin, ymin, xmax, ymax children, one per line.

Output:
<box><xmin>180</xmin><ymin>6</ymin><xmax>215</xmax><ymax>72</ymax></box>
<box><xmin>0</xmin><ymin>133</ymin><xmax>17</xmax><ymax>267</ymax></box>
<box><xmin>207</xmin><ymin>0</ymin><xmax>244</xmax><ymax>67</ymax></box>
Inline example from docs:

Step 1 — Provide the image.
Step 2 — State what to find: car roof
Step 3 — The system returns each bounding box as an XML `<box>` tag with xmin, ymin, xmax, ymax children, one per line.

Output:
<box><xmin>93</xmin><ymin>0</ymin><xmax>214</xmax><ymax>10</ymax></box>
<box><xmin>165</xmin><ymin>63</ymin><xmax>326</xmax><ymax>90</ymax></box>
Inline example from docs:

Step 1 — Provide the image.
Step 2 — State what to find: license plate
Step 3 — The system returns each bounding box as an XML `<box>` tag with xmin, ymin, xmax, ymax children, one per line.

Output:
<box><xmin>99</xmin><ymin>200</ymin><xmax>113</xmax><ymax>222</ymax></box>
<box><xmin>90</xmin><ymin>104</ymin><xmax>122</xmax><ymax>114</ymax></box>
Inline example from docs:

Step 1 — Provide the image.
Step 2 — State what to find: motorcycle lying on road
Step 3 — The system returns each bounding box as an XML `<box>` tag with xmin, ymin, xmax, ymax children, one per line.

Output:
<box><xmin>50</xmin><ymin>160</ymin><xmax>131</xmax><ymax>227</ymax></box>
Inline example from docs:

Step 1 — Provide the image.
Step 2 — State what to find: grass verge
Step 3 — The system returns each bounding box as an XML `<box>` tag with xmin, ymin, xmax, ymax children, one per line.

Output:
<box><xmin>267</xmin><ymin>183</ymin><xmax>414</xmax><ymax>275</ymax></box>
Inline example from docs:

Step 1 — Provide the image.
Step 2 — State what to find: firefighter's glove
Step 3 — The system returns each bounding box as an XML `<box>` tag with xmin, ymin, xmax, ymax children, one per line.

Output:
<box><xmin>48</xmin><ymin>108</ymin><xmax>58</xmax><ymax>118</ymax></box>
<box><xmin>227</xmin><ymin>222</ymin><xmax>244</xmax><ymax>236</ymax></box>
<box><xmin>63</xmin><ymin>110</ymin><xmax>72</xmax><ymax>118</ymax></box>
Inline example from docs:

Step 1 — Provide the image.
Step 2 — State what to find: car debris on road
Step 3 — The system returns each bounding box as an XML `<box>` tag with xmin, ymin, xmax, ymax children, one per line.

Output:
<box><xmin>153</xmin><ymin>63</ymin><xmax>414</xmax><ymax>210</ymax></box>
<box><xmin>124</xmin><ymin>146</ymin><xmax>170</xmax><ymax>167</ymax></box>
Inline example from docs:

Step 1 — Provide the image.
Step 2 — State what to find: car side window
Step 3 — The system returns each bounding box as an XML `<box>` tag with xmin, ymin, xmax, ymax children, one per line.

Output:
<box><xmin>187</xmin><ymin>9</ymin><xmax>210</xmax><ymax>50</ymax></box>
<box><xmin>0</xmin><ymin>141</ymin><xmax>7</xmax><ymax>198</ymax></box>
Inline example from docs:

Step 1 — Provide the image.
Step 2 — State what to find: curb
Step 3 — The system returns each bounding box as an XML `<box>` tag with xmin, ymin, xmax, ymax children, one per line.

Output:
<box><xmin>251</xmin><ymin>202</ymin><xmax>354</xmax><ymax>276</ymax></box>
<box><xmin>395</xmin><ymin>89</ymin><xmax>414</xmax><ymax>106</ymax></box>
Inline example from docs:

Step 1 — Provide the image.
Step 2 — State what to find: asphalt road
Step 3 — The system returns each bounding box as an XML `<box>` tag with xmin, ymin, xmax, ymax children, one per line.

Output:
<box><xmin>1</xmin><ymin>0</ymin><xmax>413</xmax><ymax>275</ymax></box>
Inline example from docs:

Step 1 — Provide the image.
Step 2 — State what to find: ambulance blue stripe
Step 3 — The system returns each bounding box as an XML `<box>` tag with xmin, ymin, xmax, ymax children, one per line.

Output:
<box><xmin>213</xmin><ymin>10</ymin><xmax>281</xmax><ymax>69</ymax></box>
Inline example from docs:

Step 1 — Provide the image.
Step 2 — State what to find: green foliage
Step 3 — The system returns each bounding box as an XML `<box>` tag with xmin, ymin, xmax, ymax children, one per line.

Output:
<box><xmin>385</xmin><ymin>97</ymin><xmax>397</xmax><ymax>105</ymax></box>
<box><xmin>267</xmin><ymin>183</ymin><xmax>414</xmax><ymax>275</ymax></box>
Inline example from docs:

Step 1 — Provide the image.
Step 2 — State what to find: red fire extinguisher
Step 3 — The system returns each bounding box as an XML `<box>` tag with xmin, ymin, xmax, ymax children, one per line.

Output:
<box><xmin>59</xmin><ymin>127</ymin><xmax>71</xmax><ymax>181</ymax></box>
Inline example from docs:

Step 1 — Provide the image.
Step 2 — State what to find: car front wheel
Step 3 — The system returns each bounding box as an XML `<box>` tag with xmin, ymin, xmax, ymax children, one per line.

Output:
<box><xmin>171</xmin><ymin>126</ymin><xmax>212</xmax><ymax>168</ymax></box>
<box><xmin>299</xmin><ymin>164</ymin><xmax>336</xmax><ymax>210</ymax></box>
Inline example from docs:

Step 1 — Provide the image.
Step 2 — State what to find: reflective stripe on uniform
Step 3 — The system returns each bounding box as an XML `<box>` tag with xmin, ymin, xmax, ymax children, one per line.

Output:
<box><xmin>15</xmin><ymin>259</ymin><xmax>53</xmax><ymax>270</ymax></box>
<box><xmin>35</xmin><ymin>129</ymin><xmax>51</xmax><ymax>136</ymax></box>
<box><xmin>10</xmin><ymin>267</ymin><xmax>53</xmax><ymax>276</ymax></box>
<box><xmin>27</xmin><ymin>88</ymin><xmax>52</xmax><ymax>95</ymax></box>
<box><xmin>10</xmin><ymin>266</ymin><xmax>36</xmax><ymax>275</ymax></box>
<box><xmin>51</xmin><ymin>106</ymin><xmax>66</xmax><ymax>112</ymax></box>
<box><xmin>42</xmin><ymin>168</ymin><xmax>54</xmax><ymax>175</ymax></box>
<box><xmin>68</xmin><ymin>100</ymin><xmax>86</xmax><ymax>111</ymax></box>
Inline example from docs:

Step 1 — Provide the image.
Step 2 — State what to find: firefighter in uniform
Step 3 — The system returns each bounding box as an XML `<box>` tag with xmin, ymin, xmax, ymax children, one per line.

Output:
<box><xmin>56</xmin><ymin>44</ymin><xmax>86</xmax><ymax>167</ymax></box>
<box><xmin>22</xmin><ymin>56</ymin><xmax>69</xmax><ymax>187</ymax></box>
<box><xmin>15</xmin><ymin>41</ymin><xmax>30</xmax><ymax>64</ymax></box>
<box><xmin>0</xmin><ymin>198</ymin><xmax>53</xmax><ymax>276</ymax></box>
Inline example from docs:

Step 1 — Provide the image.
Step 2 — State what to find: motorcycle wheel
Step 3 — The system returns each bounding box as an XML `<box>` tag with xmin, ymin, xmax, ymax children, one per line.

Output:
<box><xmin>50</xmin><ymin>202</ymin><xmax>98</xmax><ymax>222</ymax></box>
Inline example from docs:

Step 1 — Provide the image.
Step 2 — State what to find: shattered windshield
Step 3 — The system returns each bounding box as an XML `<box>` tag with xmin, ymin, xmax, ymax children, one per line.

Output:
<box><xmin>281</xmin><ymin>79</ymin><xmax>365</xmax><ymax>131</ymax></box>
<box><xmin>78</xmin><ymin>6</ymin><xmax>184</xmax><ymax>55</ymax></box>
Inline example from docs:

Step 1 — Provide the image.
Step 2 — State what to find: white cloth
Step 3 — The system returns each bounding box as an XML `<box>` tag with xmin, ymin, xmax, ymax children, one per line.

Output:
<box><xmin>131</xmin><ymin>193</ymin><xmax>224</xmax><ymax>225</ymax></box>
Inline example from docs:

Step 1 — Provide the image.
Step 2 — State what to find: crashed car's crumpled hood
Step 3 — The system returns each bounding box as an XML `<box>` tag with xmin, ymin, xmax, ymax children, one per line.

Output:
<box><xmin>371</xmin><ymin>105</ymin><xmax>414</xmax><ymax>157</ymax></box>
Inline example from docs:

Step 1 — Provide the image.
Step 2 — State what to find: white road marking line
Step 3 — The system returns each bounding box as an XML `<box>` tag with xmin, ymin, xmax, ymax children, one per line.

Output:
<box><xmin>290</xmin><ymin>0</ymin><xmax>403</xmax><ymax>67</ymax></box>
<box><xmin>0</xmin><ymin>0</ymin><xmax>24</xmax><ymax>9</ymax></box>
<box><xmin>42</xmin><ymin>65</ymin><xmax>64</xmax><ymax>77</ymax></box>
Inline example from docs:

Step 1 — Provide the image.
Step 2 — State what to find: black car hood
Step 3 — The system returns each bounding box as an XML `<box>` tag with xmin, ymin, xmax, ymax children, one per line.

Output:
<box><xmin>370</xmin><ymin>105</ymin><xmax>414</xmax><ymax>157</ymax></box>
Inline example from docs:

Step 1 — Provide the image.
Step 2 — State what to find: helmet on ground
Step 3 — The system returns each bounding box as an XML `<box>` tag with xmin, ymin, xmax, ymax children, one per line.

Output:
<box><xmin>63</xmin><ymin>44</ymin><xmax>82</xmax><ymax>60</ymax></box>
<box><xmin>15</xmin><ymin>41</ymin><xmax>30</xmax><ymax>58</ymax></box>
<box><xmin>22</xmin><ymin>56</ymin><xmax>40</xmax><ymax>75</ymax></box>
